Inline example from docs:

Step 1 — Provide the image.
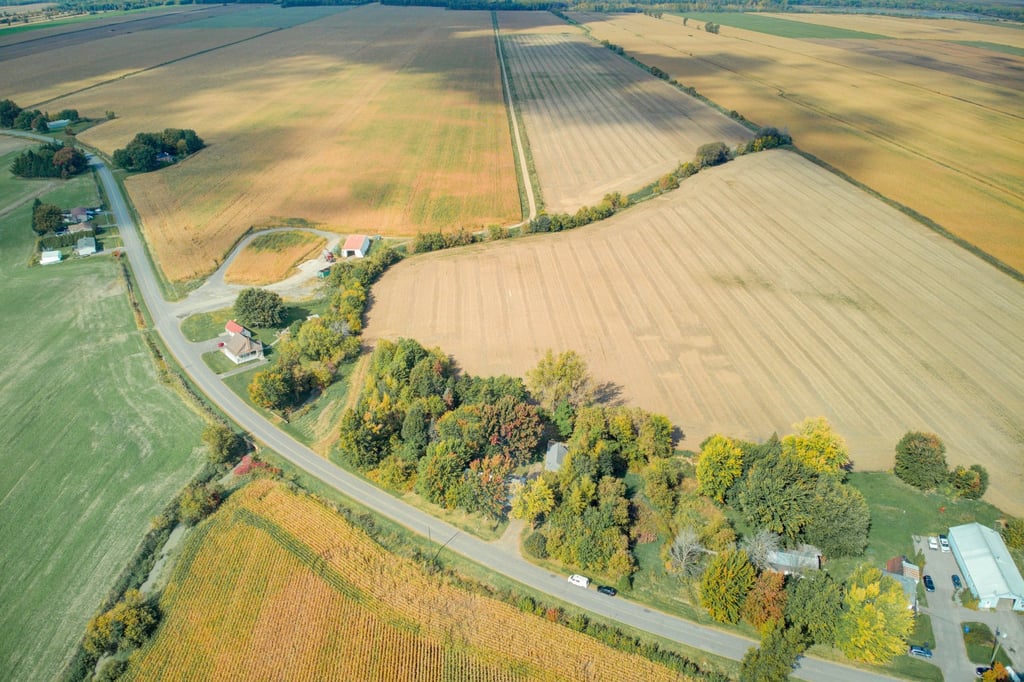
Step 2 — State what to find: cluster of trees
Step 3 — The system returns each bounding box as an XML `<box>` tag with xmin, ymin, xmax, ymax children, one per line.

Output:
<box><xmin>32</xmin><ymin>199</ymin><xmax>65</xmax><ymax>234</ymax></box>
<box><xmin>338</xmin><ymin>338</ymin><xmax>544</xmax><ymax>521</ymax></box>
<box><xmin>112</xmin><ymin>128</ymin><xmax>205</xmax><ymax>172</ymax></box>
<box><xmin>525</xmin><ymin>192</ymin><xmax>628</xmax><ymax>235</ymax></box>
<box><xmin>234</xmin><ymin>287</ymin><xmax>284</xmax><ymax>328</ymax></box>
<box><xmin>82</xmin><ymin>589</ymin><xmax>159</xmax><ymax>659</ymax></box>
<box><xmin>0</xmin><ymin>100</ymin><xmax>81</xmax><ymax>131</ymax></box>
<box><xmin>893</xmin><ymin>430</ymin><xmax>989</xmax><ymax>499</ymax></box>
<box><xmin>247</xmin><ymin>243</ymin><xmax>398</xmax><ymax>413</ymax></box>
<box><xmin>704</xmin><ymin>21</ymin><xmax>721</xmax><ymax>34</ymax></box>
<box><xmin>735</xmin><ymin>126</ymin><xmax>792</xmax><ymax>155</ymax></box>
<box><xmin>695</xmin><ymin>418</ymin><xmax>869</xmax><ymax>559</ymax></box>
<box><xmin>10</xmin><ymin>142</ymin><xmax>88</xmax><ymax>178</ymax></box>
<box><xmin>411</xmin><ymin>227</ymin><xmax>477</xmax><ymax>254</ymax></box>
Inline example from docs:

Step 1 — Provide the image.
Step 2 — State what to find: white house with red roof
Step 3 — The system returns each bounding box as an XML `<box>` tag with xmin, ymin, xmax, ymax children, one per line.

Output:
<box><xmin>341</xmin><ymin>234</ymin><xmax>371</xmax><ymax>258</ymax></box>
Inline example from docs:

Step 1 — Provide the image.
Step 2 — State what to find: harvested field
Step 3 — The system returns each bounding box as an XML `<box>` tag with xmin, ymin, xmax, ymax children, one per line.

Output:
<box><xmin>128</xmin><ymin>479</ymin><xmax>693</xmax><ymax>681</ymax></box>
<box><xmin>365</xmin><ymin>150</ymin><xmax>1024</xmax><ymax>516</ymax></box>
<box><xmin>570</xmin><ymin>11</ymin><xmax>1024</xmax><ymax>272</ymax></box>
<box><xmin>497</xmin><ymin>12</ymin><xmax>751</xmax><ymax>213</ymax></box>
<box><xmin>35</xmin><ymin>5</ymin><xmax>517</xmax><ymax>283</ymax></box>
<box><xmin>224</xmin><ymin>230</ymin><xmax>326</xmax><ymax>285</ymax></box>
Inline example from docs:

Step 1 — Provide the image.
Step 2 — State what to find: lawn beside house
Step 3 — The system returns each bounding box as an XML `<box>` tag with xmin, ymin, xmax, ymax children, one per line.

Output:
<box><xmin>0</xmin><ymin>144</ymin><xmax>205</xmax><ymax>681</ymax></box>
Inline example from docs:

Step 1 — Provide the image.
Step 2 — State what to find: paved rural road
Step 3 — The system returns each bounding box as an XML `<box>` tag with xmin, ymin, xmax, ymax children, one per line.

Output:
<box><xmin>78</xmin><ymin>145</ymin><xmax>900</xmax><ymax>681</ymax></box>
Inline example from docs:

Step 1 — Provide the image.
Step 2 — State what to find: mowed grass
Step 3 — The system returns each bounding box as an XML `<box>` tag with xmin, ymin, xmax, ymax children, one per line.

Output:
<box><xmin>224</xmin><ymin>230</ymin><xmax>326</xmax><ymax>285</ymax></box>
<box><xmin>126</xmin><ymin>479</ymin><xmax>692</xmax><ymax>681</ymax></box>
<box><xmin>35</xmin><ymin>4</ymin><xmax>519</xmax><ymax>283</ymax></box>
<box><xmin>681</xmin><ymin>12</ymin><xmax>886</xmax><ymax>39</ymax></box>
<box><xmin>0</xmin><ymin>146</ymin><xmax>204</xmax><ymax>680</ymax></box>
<box><xmin>573</xmin><ymin>11</ymin><xmax>1024</xmax><ymax>272</ymax></box>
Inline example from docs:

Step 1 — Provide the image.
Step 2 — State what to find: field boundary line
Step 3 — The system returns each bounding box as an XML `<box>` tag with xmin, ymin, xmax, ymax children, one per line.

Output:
<box><xmin>493</xmin><ymin>13</ymin><xmax>538</xmax><ymax>227</ymax></box>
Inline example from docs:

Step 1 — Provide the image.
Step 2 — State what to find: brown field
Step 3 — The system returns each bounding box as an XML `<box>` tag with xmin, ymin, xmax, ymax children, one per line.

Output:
<box><xmin>365</xmin><ymin>150</ymin><xmax>1024</xmax><ymax>516</ymax></box>
<box><xmin>27</xmin><ymin>5</ymin><xmax>518</xmax><ymax>283</ymax></box>
<box><xmin>128</xmin><ymin>479</ymin><xmax>694</xmax><ymax>681</ymax></box>
<box><xmin>570</xmin><ymin>11</ymin><xmax>1024</xmax><ymax>272</ymax></box>
<box><xmin>497</xmin><ymin>11</ymin><xmax>751</xmax><ymax>213</ymax></box>
<box><xmin>223</xmin><ymin>231</ymin><xmax>326</xmax><ymax>285</ymax></box>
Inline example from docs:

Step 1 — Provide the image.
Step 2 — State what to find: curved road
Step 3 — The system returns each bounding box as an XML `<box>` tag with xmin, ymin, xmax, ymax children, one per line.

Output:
<box><xmin>79</xmin><ymin>149</ymin><xmax>900</xmax><ymax>682</ymax></box>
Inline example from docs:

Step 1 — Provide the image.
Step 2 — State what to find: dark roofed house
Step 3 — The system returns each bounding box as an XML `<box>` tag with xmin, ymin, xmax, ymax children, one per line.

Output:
<box><xmin>222</xmin><ymin>332</ymin><xmax>263</xmax><ymax>365</ymax></box>
<box><xmin>544</xmin><ymin>441</ymin><xmax>568</xmax><ymax>472</ymax></box>
<box><xmin>69</xmin><ymin>207</ymin><xmax>89</xmax><ymax>223</ymax></box>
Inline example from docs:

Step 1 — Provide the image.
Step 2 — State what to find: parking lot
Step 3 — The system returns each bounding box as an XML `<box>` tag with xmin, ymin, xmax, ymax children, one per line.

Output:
<box><xmin>913</xmin><ymin>535</ymin><xmax>1023</xmax><ymax>680</ymax></box>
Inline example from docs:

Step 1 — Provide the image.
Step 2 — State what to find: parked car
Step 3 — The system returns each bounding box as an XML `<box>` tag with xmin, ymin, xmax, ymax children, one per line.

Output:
<box><xmin>909</xmin><ymin>645</ymin><xmax>933</xmax><ymax>659</ymax></box>
<box><xmin>568</xmin><ymin>574</ymin><xmax>590</xmax><ymax>588</ymax></box>
<box><xmin>953</xmin><ymin>574</ymin><xmax>962</xmax><ymax>589</ymax></box>
<box><xmin>596</xmin><ymin>585</ymin><xmax>617</xmax><ymax>596</ymax></box>
<box><xmin>977</xmin><ymin>666</ymin><xmax>992</xmax><ymax>678</ymax></box>
<box><xmin>939</xmin><ymin>534</ymin><xmax>950</xmax><ymax>552</ymax></box>
<box><xmin>928</xmin><ymin>536</ymin><xmax>939</xmax><ymax>550</ymax></box>
<box><xmin>923</xmin><ymin>575</ymin><xmax>935</xmax><ymax>592</ymax></box>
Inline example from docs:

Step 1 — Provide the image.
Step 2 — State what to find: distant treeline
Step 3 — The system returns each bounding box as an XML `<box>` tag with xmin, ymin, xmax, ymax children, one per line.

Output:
<box><xmin>585</xmin><ymin>0</ymin><xmax>1021</xmax><ymax>22</ymax></box>
<box><xmin>113</xmin><ymin>128</ymin><xmax>205</xmax><ymax>172</ymax></box>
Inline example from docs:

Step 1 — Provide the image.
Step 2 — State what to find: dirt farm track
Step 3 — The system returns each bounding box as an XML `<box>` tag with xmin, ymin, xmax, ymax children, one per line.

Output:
<box><xmin>366</xmin><ymin>150</ymin><xmax>1024</xmax><ymax>516</ymax></box>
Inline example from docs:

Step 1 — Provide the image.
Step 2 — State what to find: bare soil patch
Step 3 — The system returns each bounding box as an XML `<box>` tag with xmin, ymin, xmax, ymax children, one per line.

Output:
<box><xmin>571</xmin><ymin>11</ymin><xmax>1024</xmax><ymax>272</ymax></box>
<box><xmin>41</xmin><ymin>5</ymin><xmax>517</xmax><ymax>283</ymax></box>
<box><xmin>498</xmin><ymin>12</ymin><xmax>751</xmax><ymax>213</ymax></box>
<box><xmin>224</xmin><ymin>231</ymin><xmax>326</xmax><ymax>286</ymax></box>
<box><xmin>366</xmin><ymin>151</ymin><xmax>1024</xmax><ymax>516</ymax></box>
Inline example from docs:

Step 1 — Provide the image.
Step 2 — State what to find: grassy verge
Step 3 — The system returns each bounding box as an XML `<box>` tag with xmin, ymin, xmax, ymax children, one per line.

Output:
<box><xmin>0</xmin><ymin>152</ymin><xmax>204</xmax><ymax>681</ymax></box>
<box><xmin>962</xmin><ymin>621</ymin><xmax>1014</xmax><ymax>666</ymax></box>
<box><xmin>181</xmin><ymin>301</ymin><xmax>326</xmax><ymax>343</ymax></box>
<box><xmin>201</xmin><ymin>349</ymin><xmax>239</xmax><ymax>375</ymax></box>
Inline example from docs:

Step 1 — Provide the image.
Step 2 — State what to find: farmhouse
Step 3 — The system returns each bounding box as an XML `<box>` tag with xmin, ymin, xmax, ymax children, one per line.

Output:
<box><xmin>342</xmin><ymin>234</ymin><xmax>371</xmax><ymax>259</ymax></box>
<box><xmin>544</xmin><ymin>441</ymin><xmax>568</xmax><ymax>472</ymax></box>
<box><xmin>69</xmin><ymin>207</ymin><xmax>90</xmax><ymax>223</ymax></box>
<box><xmin>75</xmin><ymin>237</ymin><xmax>97</xmax><ymax>256</ymax></box>
<box><xmin>221</xmin><ymin>320</ymin><xmax>263</xmax><ymax>364</ymax></box>
<box><xmin>948</xmin><ymin>523</ymin><xmax>1024</xmax><ymax>611</ymax></box>
<box><xmin>883</xmin><ymin>571</ymin><xmax>919</xmax><ymax>611</ymax></box>
<box><xmin>69</xmin><ymin>221</ymin><xmax>93</xmax><ymax>235</ymax></box>
<box><xmin>40</xmin><ymin>250</ymin><xmax>61</xmax><ymax>265</ymax></box>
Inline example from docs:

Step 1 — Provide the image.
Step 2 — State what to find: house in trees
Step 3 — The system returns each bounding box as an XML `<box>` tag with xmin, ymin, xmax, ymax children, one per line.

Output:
<box><xmin>949</xmin><ymin>522</ymin><xmax>1024</xmax><ymax>611</ymax></box>
<box><xmin>69</xmin><ymin>206</ymin><xmax>90</xmax><ymax>223</ymax></box>
<box><xmin>882</xmin><ymin>570</ymin><xmax>919</xmax><ymax>611</ymax></box>
<box><xmin>544</xmin><ymin>441</ymin><xmax>568</xmax><ymax>472</ymax></box>
<box><xmin>75</xmin><ymin>237</ymin><xmax>96</xmax><ymax>256</ymax></box>
<box><xmin>767</xmin><ymin>546</ymin><xmax>821</xmax><ymax>575</ymax></box>
<box><xmin>342</xmin><ymin>234</ymin><xmax>371</xmax><ymax>259</ymax></box>
<box><xmin>222</xmin><ymin>320</ymin><xmax>263</xmax><ymax>365</ymax></box>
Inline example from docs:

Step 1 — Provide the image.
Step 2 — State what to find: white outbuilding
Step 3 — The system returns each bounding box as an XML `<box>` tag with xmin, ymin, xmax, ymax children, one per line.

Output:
<box><xmin>948</xmin><ymin>522</ymin><xmax>1024</xmax><ymax>611</ymax></box>
<box><xmin>40</xmin><ymin>250</ymin><xmax>62</xmax><ymax>265</ymax></box>
<box><xmin>341</xmin><ymin>234</ymin><xmax>371</xmax><ymax>258</ymax></box>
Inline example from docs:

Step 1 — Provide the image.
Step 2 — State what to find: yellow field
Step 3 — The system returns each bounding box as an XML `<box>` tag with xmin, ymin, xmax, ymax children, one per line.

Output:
<box><xmin>366</xmin><ymin>150</ymin><xmax>1024</xmax><ymax>516</ymax></box>
<box><xmin>223</xmin><ymin>231</ymin><xmax>325</xmax><ymax>285</ymax></box>
<box><xmin>127</xmin><ymin>479</ymin><xmax>694</xmax><ymax>681</ymax></box>
<box><xmin>27</xmin><ymin>5</ymin><xmax>518</xmax><ymax>283</ymax></box>
<box><xmin>570</xmin><ymin>11</ymin><xmax>1024</xmax><ymax>272</ymax></box>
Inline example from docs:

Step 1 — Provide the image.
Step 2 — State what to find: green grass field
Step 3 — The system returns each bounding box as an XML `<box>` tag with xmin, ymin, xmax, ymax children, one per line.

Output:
<box><xmin>678</xmin><ymin>12</ymin><xmax>886</xmax><ymax>40</ymax></box>
<box><xmin>181</xmin><ymin>302</ymin><xmax>323</xmax><ymax>343</ymax></box>
<box><xmin>0</xmin><ymin>142</ymin><xmax>205</xmax><ymax>681</ymax></box>
<box><xmin>962</xmin><ymin>621</ymin><xmax>1014</xmax><ymax>666</ymax></box>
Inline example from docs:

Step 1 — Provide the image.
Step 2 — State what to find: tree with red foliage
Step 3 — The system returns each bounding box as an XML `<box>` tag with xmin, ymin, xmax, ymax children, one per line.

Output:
<box><xmin>743</xmin><ymin>571</ymin><xmax>788</xmax><ymax>631</ymax></box>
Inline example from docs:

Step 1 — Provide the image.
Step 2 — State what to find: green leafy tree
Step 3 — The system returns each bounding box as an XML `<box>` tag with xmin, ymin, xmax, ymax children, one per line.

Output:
<box><xmin>700</xmin><ymin>549</ymin><xmax>756</xmax><ymax>624</ymax></box>
<box><xmin>83</xmin><ymin>589</ymin><xmax>159</xmax><ymax>656</ymax></box>
<box><xmin>201</xmin><ymin>422</ymin><xmax>243</xmax><ymax>464</ymax></box>
<box><xmin>32</xmin><ymin>202</ymin><xmax>63</xmax><ymax>234</ymax></box>
<box><xmin>481</xmin><ymin>395</ymin><xmax>542</xmax><ymax>465</ymax></box>
<box><xmin>234</xmin><ymin>287</ymin><xmax>284</xmax><ymax>328</ymax></box>
<box><xmin>781</xmin><ymin>417</ymin><xmax>850</xmax><ymax>475</ymax></box>
<box><xmin>739</xmin><ymin>624</ymin><xmax>803</xmax><ymax>682</ymax></box>
<box><xmin>894</xmin><ymin>431</ymin><xmax>947</xmax><ymax>489</ymax></box>
<box><xmin>737</xmin><ymin>453</ymin><xmax>818</xmax><ymax>540</ymax></box>
<box><xmin>785</xmin><ymin>571</ymin><xmax>843</xmax><ymax>647</ymax></box>
<box><xmin>696</xmin><ymin>141</ymin><xmax>729</xmax><ymax>167</ymax></box>
<box><xmin>526</xmin><ymin>349</ymin><xmax>594</xmax><ymax>412</ymax></box>
<box><xmin>52</xmin><ymin>145</ymin><xmax>87</xmax><ymax>177</ymax></box>
<box><xmin>803</xmin><ymin>477</ymin><xmax>870</xmax><ymax>558</ymax></box>
<box><xmin>248</xmin><ymin>367</ymin><xmax>292</xmax><ymax>411</ymax></box>
<box><xmin>636</xmin><ymin>413</ymin><xmax>674</xmax><ymax>461</ymax></box>
<box><xmin>642</xmin><ymin>457</ymin><xmax>684</xmax><ymax>514</ymax></box>
<box><xmin>416</xmin><ymin>442</ymin><xmax>471</xmax><ymax>508</ymax></box>
<box><xmin>696</xmin><ymin>434</ymin><xmax>744</xmax><ymax>502</ymax></box>
<box><xmin>177</xmin><ymin>483</ymin><xmax>222</xmax><ymax>525</ymax></box>
<box><xmin>951</xmin><ymin>464</ymin><xmax>989</xmax><ymax>499</ymax></box>
<box><xmin>1002</xmin><ymin>517</ymin><xmax>1024</xmax><ymax>550</ymax></box>
<box><xmin>461</xmin><ymin>454</ymin><xmax>514</xmax><ymax>521</ymax></box>
<box><xmin>0</xmin><ymin>99</ymin><xmax>21</xmax><ymax>127</ymax></box>
<box><xmin>836</xmin><ymin>565</ymin><xmax>914</xmax><ymax>663</ymax></box>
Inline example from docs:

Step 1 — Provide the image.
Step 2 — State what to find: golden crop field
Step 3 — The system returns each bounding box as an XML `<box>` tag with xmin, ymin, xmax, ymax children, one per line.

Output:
<box><xmin>223</xmin><ymin>231</ymin><xmax>325</xmax><ymax>285</ymax></box>
<box><xmin>497</xmin><ymin>11</ymin><xmax>751</xmax><ymax>213</ymax></box>
<box><xmin>26</xmin><ymin>4</ymin><xmax>518</xmax><ymax>283</ymax></box>
<box><xmin>365</xmin><ymin>150</ymin><xmax>1024</xmax><ymax>516</ymax></box>
<box><xmin>128</xmin><ymin>479</ymin><xmax>694</xmax><ymax>681</ymax></box>
<box><xmin>570</xmin><ymin>11</ymin><xmax>1024</xmax><ymax>272</ymax></box>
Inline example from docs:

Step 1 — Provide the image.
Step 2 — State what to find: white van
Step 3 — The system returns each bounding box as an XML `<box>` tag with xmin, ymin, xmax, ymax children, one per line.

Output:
<box><xmin>928</xmin><ymin>536</ymin><xmax>939</xmax><ymax>550</ymax></box>
<box><xmin>568</xmin><ymin>574</ymin><xmax>590</xmax><ymax>588</ymax></box>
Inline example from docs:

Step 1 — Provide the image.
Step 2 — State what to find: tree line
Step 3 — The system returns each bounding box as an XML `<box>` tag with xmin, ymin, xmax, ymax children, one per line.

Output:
<box><xmin>0</xmin><ymin>99</ymin><xmax>82</xmax><ymax>133</ymax></box>
<box><xmin>11</xmin><ymin>142</ymin><xmax>88</xmax><ymax>179</ymax></box>
<box><xmin>112</xmin><ymin>128</ymin><xmax>205</xmax><ymax>172</ymax></box>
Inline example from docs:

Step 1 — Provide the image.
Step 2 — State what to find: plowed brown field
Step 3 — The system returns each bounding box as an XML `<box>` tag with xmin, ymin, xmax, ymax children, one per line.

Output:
<box><xmin>37</xmin><ymin>5</ymin><xmax>518</xmax><ymax>282</ymax></box>
<box><xmin>569</xmin><ymin>11</ymin><xmax>1024</xmax><ymax>272</ymax></box>
<box><xmin>497</xmin><ymin>11</ymin><xmax>751</xmax><ymax>213</ymax></box>
<box><xmin>365</xmin><ymin>150</ymin><xmax>1024</xmax><ymax>516</ymax></box>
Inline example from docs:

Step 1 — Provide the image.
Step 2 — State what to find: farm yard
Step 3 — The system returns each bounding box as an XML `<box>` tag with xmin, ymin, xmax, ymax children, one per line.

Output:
<box><xmin>365</xmin><ymin>150</ymin><xmax>1024</xmax><ymax>516</ymax></box>
<box><xmin>497</xmin><ymin>11</ymin><xmax>751</xmax><ymax>213</ymax></box>
<box><xmin>127</xmin><ymin>479</ymin><xmax>693</xmax><ymax>682</ymax></box>
<box><xmin>0</xmin><ymin>140</ymin><xmax>204</xmax><ymax>680</ymax></box>
<box><xmin>11</xmin><ymin>4</ymin><xmax>519</xmax><ymax>284</ymax></box>
<box><xmin>570</xmin><ymin>10</ymin><xmax>1024</xmax><ymax>272</ymax></box>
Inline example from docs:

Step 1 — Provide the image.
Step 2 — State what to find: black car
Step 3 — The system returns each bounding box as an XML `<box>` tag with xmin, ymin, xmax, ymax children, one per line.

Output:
<box><xmin>923</xmin><ymin>575</ymin><xmax>935</xmax><ymax>592</ymax></box>
<box><xmin>953</xmin><ymin>574</ymin><xmax>962</xmax><ymax>589</ymax></box>
<box><xmin>596</xmin><ymin>585</ymin><xmax>617</xmax><ymax>596</ymax></box>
